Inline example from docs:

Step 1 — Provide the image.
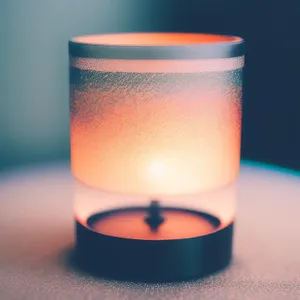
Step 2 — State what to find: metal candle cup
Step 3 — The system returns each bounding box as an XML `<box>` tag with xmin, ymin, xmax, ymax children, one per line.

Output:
<box><xmin>69</xmin><ymin>33</ymin><xmax>244</xmax><ymax>282</ymax></box>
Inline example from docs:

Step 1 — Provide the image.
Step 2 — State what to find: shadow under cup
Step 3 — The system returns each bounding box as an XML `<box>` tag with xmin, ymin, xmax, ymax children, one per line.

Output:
<box><xmin>69</xmin><ymin>33</ymin><xmax>244</xmax><ymax>282</ymax></box>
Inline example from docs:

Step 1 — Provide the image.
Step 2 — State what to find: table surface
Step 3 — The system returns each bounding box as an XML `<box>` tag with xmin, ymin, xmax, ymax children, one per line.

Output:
<box><xmin>0</xmin><ymin>161</ymin><xmax>300</xmax><ymax>300</ymax></box>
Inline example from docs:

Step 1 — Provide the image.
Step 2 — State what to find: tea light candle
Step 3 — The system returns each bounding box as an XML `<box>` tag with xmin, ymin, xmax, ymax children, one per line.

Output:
<box><xmin>69</xmin><ymin>33</ymin><xmax>245</xmax><ymax>282</ymax></box>
<box><xmin>88</xmin><ymin>201</ymin><xmax>220</xmax><ymax>240</ymax></box>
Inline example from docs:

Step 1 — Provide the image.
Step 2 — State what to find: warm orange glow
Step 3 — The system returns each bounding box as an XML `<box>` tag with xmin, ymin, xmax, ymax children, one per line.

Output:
<box><xmin>71</xmin><ymin>88</ymin><xmax>241</xmax><ymax>196</ymax></box>
<box><xmin>89</xmin><ymin>211</ymin><xmax>218</xmax><ymax>240</ymax></box>
<box><xmin>72</xmin><ymin>33</ymin><xmax>241</xmax><ymax>46</ymax></box>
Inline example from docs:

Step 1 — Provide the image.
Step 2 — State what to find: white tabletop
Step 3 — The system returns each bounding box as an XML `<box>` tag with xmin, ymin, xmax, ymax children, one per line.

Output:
<box><xmin>0</xmin><ymin>161</ymin><xmax>300</xmax><ymax>300</ymax></box>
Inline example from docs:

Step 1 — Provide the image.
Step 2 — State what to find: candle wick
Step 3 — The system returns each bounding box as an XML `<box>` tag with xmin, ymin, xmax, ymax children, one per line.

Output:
<box><xmin>144</xmin><ymin>200</ymin><xmax>165</xmax><ymax>232</ymax></box>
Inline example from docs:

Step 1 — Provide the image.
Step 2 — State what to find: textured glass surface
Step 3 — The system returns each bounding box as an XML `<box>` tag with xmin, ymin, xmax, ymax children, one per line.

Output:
<box><xmin>70</xmin><ymin>59</ymin><xmax>243</xmax><ymax>196</ymax></box>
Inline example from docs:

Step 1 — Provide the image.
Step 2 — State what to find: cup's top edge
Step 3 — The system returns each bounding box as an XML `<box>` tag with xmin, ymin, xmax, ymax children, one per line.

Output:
<box><xmin>69</xmin><ymin>32</ymin><xmax>245</xmax><ymax>60</ymax></box>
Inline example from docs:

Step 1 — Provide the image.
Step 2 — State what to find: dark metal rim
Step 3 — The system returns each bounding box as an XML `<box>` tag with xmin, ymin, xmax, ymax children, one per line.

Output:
<box><xmin>69</xmin><ymin>32</ymin><xmax>245</xmax><ymax>60</ymax></box>
<box><xmin>75</xmin><ymin>219</ymin><xmax>233</xmax><ymax>282</ymax></box>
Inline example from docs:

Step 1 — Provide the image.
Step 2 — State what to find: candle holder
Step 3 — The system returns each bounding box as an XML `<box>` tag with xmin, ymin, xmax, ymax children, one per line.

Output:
<box><xmin>69</xmin><ymin>33</ymin><xmax>244</xmax><ymax>282</ymax></box>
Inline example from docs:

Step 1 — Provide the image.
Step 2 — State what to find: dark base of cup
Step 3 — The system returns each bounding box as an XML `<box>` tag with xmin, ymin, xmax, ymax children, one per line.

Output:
<box><xmin>75</xmin><ymin>206</ymin><xmax>233</xmax><ymax>283</ymax></box>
